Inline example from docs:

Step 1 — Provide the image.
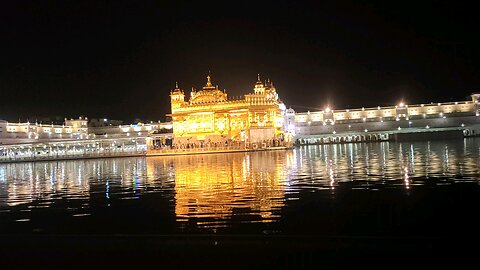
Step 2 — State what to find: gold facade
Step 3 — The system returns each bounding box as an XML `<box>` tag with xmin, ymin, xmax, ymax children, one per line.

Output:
<box><xmin>169</xmin><ymin>74</ymin><xmax>285</xmax><ymax>144</ymax></box>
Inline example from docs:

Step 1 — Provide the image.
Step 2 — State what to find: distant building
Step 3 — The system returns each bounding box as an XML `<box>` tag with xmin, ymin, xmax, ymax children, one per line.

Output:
<box><xmin>88</xmin><ymin>121</ymin><xmax>172</xmax><ymax>137</ymax></box>
<box><xmin>0</xmin><ymin>117</ymin><xmax>89</xmax><ymax>144</ymax></box>
<box><xmin>0</xmin><ymin>120</ymin><xmax>7</xmax><ymax>139</ymax></box>
<box><xmin>65</xmin><ymin>117</ymin><xmax>89</xmax><ymax>133</ymax></box>
<box><xmin>293</xmin><ymin>93</ymin><xmax>480</xmax><ymax>144</ymax></box>
<box><xmin>88</xmin><ymin>118</ymin><xmax>123</xmax><ymax>127</ymax></box>
<box><xmin>168</xmin><ymin>74</ymin><xmax>286</xmax><ymax>146</ymax></box>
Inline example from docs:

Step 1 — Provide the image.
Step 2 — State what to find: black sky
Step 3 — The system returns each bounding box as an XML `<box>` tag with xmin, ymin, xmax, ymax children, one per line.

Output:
<box><xmin>1</xmin><ymin>0</ymin><xmax>479</xmax><ymax>122</ymax></box>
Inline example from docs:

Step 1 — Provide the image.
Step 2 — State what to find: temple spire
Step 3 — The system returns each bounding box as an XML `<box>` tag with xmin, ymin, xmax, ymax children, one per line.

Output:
<box><xmin>175</xmin><ymin>81</ymin><xmax>179</xmax><ymax>89</ymax></box>
<box><xmin>257</xmin><ymin>73</ymin><xmax>261</xmax><ymax>83</ymax></box>
<box><xmin>206</xmin><ymin>72</ymin><xmax>213</xmax><ymax>87</ymax></box>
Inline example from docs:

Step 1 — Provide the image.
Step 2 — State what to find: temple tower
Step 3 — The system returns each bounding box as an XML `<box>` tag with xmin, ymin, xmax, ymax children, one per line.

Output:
<box><xmin>170</xmin><ymin>81</ymin><xmax>185</xmax><ymax>113</ymax></box>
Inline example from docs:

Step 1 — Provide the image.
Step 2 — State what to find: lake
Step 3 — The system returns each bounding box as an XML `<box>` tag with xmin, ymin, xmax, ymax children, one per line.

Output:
<box><xmin>1</xmin><ymin>139</ymin><xmax>480</xmax><ymax>268</ymax></box>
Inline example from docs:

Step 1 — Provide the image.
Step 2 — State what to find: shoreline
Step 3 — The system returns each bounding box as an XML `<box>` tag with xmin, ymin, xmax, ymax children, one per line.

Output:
<box><xmin>0</xmin><ymin>146</ymin><xmax>292</xmax><ymax>164</ymax></box>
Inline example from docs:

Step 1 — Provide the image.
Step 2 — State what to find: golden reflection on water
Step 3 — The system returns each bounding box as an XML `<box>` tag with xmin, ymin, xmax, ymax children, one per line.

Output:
<box><xmin>1</xmin><ymin>139</ymin><xmax>480</xmax><ymax>226</ymax></box>
<box><xmin>146</xmin><ymin>151</ymin><xmax>295</xmax><ymax>226</ymax></box>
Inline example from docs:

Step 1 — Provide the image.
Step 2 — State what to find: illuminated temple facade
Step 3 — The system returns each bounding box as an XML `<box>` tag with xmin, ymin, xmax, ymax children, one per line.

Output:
<box><xmin>169</xmin><ymin>74</ymin><xmax>286</xmax><ymax>145</ymax></box>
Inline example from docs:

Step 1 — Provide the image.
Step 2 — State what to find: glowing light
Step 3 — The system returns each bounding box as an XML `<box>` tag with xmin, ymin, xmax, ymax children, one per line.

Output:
<box><xmin>169</xmin><ymin>74</ymin><xmax>286</xmax><ymax>145</ymax></box>
<box><xmin>329</xmin><ymin>160</ymin><xmax>335</xmax><ymax>189</ymax></box>
<box><xmin>399</xmin><ymin>102</ymin><xmax>404</xmax><ymax>107</ymax></box>
<box><xmin>325</xmin><ymin>107</ymin><xmax>331</xmax><ymax>113</ymax></box>
<box><xmin>404</xmin><ymin>166</ymin><xmax>410</xmax><ymax>189</ymax></box>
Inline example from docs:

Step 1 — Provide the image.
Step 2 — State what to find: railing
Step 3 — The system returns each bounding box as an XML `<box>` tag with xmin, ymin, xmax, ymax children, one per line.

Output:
<box><xmin>0</xmin><ymin>150</ymin><xmax>146</xmax><ymax>163</ymax></box>
<box><xmin>148</xmin><ymin>144</ymin><xmax>246</xmax><ymax>154</ymax></box>
<box><xmin>147</xmin><ymin>141</ymin><xmax>291</xmax><ymax>155</ymax></box>
<box><xmin>295</xmin><ymin>101</ymin><xmax>476</xmax><ymax>118</ymax></box>
<box><xmin>0</xmin><ymin>141</ymin><xmax>292</xmax><ymax>162</ymax></box>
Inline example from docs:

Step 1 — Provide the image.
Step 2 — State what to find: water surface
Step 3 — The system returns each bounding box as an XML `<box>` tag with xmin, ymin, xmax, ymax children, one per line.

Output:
<box><xmin>1</xmin><ymin>139</ymin><xmax>480</xmax><ymax>237</ymax></box>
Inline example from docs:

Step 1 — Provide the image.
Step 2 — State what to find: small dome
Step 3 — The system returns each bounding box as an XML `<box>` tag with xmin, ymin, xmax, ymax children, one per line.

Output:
<box><xmin>189</xmin><ymin>74</ymin><xmax>228</xmax><ymax>103</ymax></box>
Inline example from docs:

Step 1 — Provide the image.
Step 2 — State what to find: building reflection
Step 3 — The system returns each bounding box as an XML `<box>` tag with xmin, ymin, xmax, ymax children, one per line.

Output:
<box><xmin>1</xmin><ymin>139</ymin><xmax>480</xmax><ymax>221</ymax></box>
<box><xmin>0</xmin><ymin>162</ymin><xmax>90</xmax><ymax>207</ymax></box>
<box><xmin>146</xmin><ymin>151</ymin><xmax>295</xmax><ymax>226</ymax></box>
<box><xmin>294</xmin><ymin>139</ymin><xmax>480</xmax><ymax>188</ymax></box>
<box><xmin>0</xmin><ymin>158</ymin><xmax>147</xmax><ymax>207</ymax></box>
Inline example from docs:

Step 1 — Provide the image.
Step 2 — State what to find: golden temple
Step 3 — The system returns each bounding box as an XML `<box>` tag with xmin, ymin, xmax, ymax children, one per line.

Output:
<box><xmin>169</xmin><ymin>74</ymin><xmax>286</xmax><ymax>146</ymax></box>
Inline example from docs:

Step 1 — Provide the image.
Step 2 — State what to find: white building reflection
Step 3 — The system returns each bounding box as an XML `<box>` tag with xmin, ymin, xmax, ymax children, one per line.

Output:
<box><xmin>293</xmin><ymin>139</ymin><xmax>480</xmax><ymax>188</ymax></box>
<box><xmin>0</xmin><ymin>157</ymin><xmax>148</xmax><ymax>207</ymax></box>
<box><xmin>1</xmin><ymin>139</ymin><xmax>480</xmax><ymax>221</ymax></box>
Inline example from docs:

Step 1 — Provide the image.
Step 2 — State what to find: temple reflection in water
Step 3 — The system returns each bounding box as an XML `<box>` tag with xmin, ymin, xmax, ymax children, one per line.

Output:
<box><xmin>146</xmin><ymin>151</ymin><xmax>296</xmax><ymax>226</ymax></box>
<box><xmin>1</xmin><ymin>139</ymin><xmax>480</xmax><ymax>227</ymax></box>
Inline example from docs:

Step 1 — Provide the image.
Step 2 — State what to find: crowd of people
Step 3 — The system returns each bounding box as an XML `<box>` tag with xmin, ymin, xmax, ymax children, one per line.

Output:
<box><xmin>150</xmin><ymin>138</ymin><xmax>287</xmax><ymax>151</ymax></box>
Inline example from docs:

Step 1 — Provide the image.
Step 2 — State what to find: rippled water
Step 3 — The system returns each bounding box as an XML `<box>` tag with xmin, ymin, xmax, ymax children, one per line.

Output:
<box><xmin>1</xmin><ymin>138</ymin><xmax>480</xmax><ymax>235</ymax></box>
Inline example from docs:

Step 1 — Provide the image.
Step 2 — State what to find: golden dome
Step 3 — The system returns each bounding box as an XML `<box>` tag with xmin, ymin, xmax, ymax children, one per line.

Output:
<box><xmin>190</xmin><ymin>74</ymin><xmax>228</xmax><ymax>103</ymax></box>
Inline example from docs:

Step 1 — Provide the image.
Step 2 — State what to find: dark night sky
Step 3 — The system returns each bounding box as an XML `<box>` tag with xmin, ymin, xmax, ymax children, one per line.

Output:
<box><xmin>1</xmin><ymin>0</ymin><xmax>479</xmax><ymax>123</ymax></box>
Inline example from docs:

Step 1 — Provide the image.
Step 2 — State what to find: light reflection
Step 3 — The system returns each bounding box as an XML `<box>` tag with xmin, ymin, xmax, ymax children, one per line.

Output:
<box><xmin>0</xmin><ymin>158</ymin><xmax>147</xmax><ymax>207</ymax></box>
<box><xmin>1</xmin><ymin>139</ymin><xmax>480</xmax><ymax>227</ymax></box>
<box><xmin>404</xmin><ymin>166</ymin><xmax>410</xmax><ymax>189</ymax></box>
<box><xmin>294</xmin><ymin>139</ymin><xmax>480</xmax><ymax>189</ymax></box>
<box><xmin>0</xmin><ymin>166</ymin><xmax>6</xmax><ymax>183</ymax></box>
<box><xmin>328</xmin><ymin>159</ymin><xmax>335</xmax><ymax>188</ymax></box>
<box><xmin>146</xmin><ymin>151</ymin><xmax>295</xmax><ymax>227</ymax></box>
